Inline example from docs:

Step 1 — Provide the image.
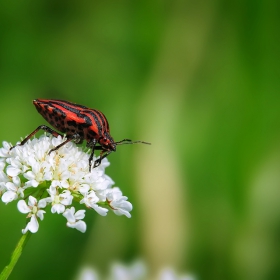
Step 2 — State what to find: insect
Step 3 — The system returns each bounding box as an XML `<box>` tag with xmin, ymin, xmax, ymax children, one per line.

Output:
<box><xmin>11</xmin><ymin>99</ymin><xmax>150</xmax><ymax>171</ymax></box>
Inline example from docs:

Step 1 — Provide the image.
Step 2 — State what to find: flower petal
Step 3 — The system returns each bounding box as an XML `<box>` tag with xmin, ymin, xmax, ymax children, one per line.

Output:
<box><xmin>63</xmin><ymin>207</ymin><xmax>76</xmax><ymax>223</ymax></box>
<box><xmin>2</xmin><ymin>191</ymin><xmax>17</xmax><ymax>204</ymax></box>
<box><xmin>38</xmin><ymin>198</ymin><xmax>48</xmax><ymax>208</ymax></box>
<box><xmin>28</xmin><ymin>196</ymin><xmax>37</xmax><ymax>207</ymax></box>
<box><xmin>74</xmin><ymin>209</ymin><xmax>86</xmax><ymax>220</ymax></box>
<box><xmin>37</xmin><ymin>210</ymin><xmax>46</xmax><ymax>220</ymax></box>
<box><xmin>27</xmin><ymin>215</ymin><xmax>39</xmax><ymax>233</ymax></box>
<box><xmin>66</xmin><ymin>220</ymin><xmax>87</xmax><ymax>233</ymax></box>
<box><xmin>6</xmin><ymin>166</ymin><xmax>21</xmax><ymax>176</ymax></box>
<box><xmin>24</xmin><ymin>171</ymin><xmax>36</xmax><ymax>180</ymax></box>
<box><xmin>17</xmin><ymin>200</ymin><xmax>30</xmax><ymax>213</ymax></box>
<box><xmin>92</xmin><ymin>204</ymin><xmax>108</xmax><ymax>216</ymax></box>
<box><xmin>5</xmin><ymin>182</ymin><xmax>17</xmax><ymax>192</ymax></box>
<box><xmin>51</xmin><ymin>204</ymin><xmax>65</xmax><ymax>214</ymax></box>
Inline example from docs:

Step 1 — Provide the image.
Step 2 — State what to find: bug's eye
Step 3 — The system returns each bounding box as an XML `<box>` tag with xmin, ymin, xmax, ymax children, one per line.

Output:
<box><xmin>101</xmin><ymin>137</ymin><xmax>109</xmax><ymax>146</ymax></box>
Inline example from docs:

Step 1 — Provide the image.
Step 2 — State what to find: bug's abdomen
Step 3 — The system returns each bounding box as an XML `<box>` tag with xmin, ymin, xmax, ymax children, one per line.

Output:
<box><xmin>33</xmin><ymin>99</ymin><xmax>89</xmax><ymax>138</ymax></box>
<box><xmin>33</xmin><ymin>99</ymin><xmax>112</xmax><ymax>144</ymax></box>
<box><xmin>33</xmin><ymin>99</ymin><xmax>69</xmax><ymax>133</ymax></box>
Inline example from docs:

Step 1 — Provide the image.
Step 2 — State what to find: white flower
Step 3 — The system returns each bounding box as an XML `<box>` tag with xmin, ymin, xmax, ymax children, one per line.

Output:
<box><xmin>80</xmin><ymin>190</ymin><xmax>108</xmax><ymax>216</ymax></box>
<box><xmin>109</xmin><ymin>261</ymin><xmax>147</xmax><ymax>280</ymax></box>
<box><xmin>0</xmin><ymin>135</ymin><xmax>133</xmax><ymax>234</ymax></box>
<box><xmin>6</xmin><ymin>158</ymin><xmax>27</xmax><ymax>177</ymax></box>
<box><xmin>158</xmin><ymin>268</ymin><xmax>196</xmax><ymax>280</ymax></box>
<box><xmin>82</xmin><ymin>172</ymin><xmax>115</xmax><ymax>192</ymax></box>
<box><xmin>0</xmin><ymin>164</ymin><xmax>10</xmax><ymax>197</ymax></box>
<box><xmin>77</xmin><ymin>261</ymin><xmax>195</xmax><ymax>280</ymax></box>
<box><xmin>46</xmin><ymin>186</ymin><xmax>73</xmax><ymax>214</ymax></box>
<box><xmin>1</xmin><ymin>176</ymin><xmax>25</xmax><ymax>204</ymax></box>
<box><xmin>77</xmin><ymin>267</ymin><xmax>99</xmax><ymax>280</ymax></box>
<box><xmin>63</xmin><ymin>207</ymin><xmax>86</xmax><ymax>233</ymax></box>
<box><xmin>0</xmin><ymin>161</ymin><xmax>6</xmax><ymax>171</ymax></box>
<box><xmin>0</xmin><ymin>141</ymin><xmax>12</xmax><ymax>158</ymax></box>
<box><xmin>17</xmin><ymin>196</ymin><xmax>47</xmax><ymax>234</ymax></box>
<box><xmin>106</xmin><ymin>188</ymin><xmax>133</xmax><ymax>218</ymax></box>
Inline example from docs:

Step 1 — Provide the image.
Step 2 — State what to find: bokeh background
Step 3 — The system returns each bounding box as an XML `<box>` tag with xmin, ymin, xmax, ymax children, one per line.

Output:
<box><xmin>0</xmin><ymin>1</ymin><xmax>279</xmax><ymax>279</ymax></box>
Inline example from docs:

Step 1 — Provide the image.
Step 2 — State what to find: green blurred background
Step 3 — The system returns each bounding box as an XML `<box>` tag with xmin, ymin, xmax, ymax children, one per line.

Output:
<box><xmin>0</xmin><ymin>1</ymin><xmax>280</xmax><ymax>279</ymax></box>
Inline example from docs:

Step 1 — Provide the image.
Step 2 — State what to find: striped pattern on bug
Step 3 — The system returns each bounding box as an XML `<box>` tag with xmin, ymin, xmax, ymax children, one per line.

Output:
<box><xmin>11</xmin><ymin>99</ymin><xmax>150</xmax><ymax>171</ymax></box>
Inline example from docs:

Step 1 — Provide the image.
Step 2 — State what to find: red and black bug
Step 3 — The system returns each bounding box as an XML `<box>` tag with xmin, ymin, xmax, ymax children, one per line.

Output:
<box><xmin>11</xmin><ymin>99</ymin><xmax>150</xmax><ymax>171</ymax></box>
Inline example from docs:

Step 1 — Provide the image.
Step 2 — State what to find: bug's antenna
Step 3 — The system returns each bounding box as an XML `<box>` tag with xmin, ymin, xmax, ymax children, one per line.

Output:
<box><xmin>114</xmin><ymin>139</ymin><xmax>151</xmax><ymax>146</ymax></box>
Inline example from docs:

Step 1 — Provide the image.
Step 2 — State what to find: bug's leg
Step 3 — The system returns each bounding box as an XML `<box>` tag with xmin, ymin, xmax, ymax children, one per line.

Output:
<box><xmin>93</xmin><ymin>150</ymin><xmax>112</xmax><ymax>169</ymax></box>
<box><xmin>88</xmin><ymin>145</ymin><xmax>105</xmax><ymax>171</ymax></box>
<box><xmin>10</xmin><ymin>125</ymin><xmax>62</xmax><ymax>150</ymax></box>
<box><xmin>48</xmin><ymin>133</ymin><xmax>82</xmax><ymax>155</ymax></box>
<box><xmin>88</xmin><ymin>139</ymin><xmax>97</xmax><ymax>172</ymax></box>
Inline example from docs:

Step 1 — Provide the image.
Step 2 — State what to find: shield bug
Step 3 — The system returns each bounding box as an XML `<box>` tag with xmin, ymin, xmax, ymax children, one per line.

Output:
<box><xmin>11</xmin><ymin>99</ymin><xmax>150</xmax><ymax>171</ymax></box>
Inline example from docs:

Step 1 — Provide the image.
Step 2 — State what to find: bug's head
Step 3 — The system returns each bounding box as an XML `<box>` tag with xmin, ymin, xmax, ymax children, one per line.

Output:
<box><xmin>99</xmin><ymin>134</ymin><xmax>116</xmax><ymax>152</ymax></box>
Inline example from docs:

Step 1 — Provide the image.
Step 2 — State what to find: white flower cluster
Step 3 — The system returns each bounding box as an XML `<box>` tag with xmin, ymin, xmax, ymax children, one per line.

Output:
<box><xmin>0</xmin><ymin>135</ymin><xmax>132</xmax><ymax>234</ymax></box>
<box><xmin>77</xmin><ymin>261</ymin><xmax>195</xmax><ymax>280</ymax></box>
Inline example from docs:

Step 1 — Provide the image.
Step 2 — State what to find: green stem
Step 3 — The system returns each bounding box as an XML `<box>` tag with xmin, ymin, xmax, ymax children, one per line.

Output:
<box><xmin>0</xmin><ymin>232</ymin><xmax>32</xmax><ymax>280</ymax></box>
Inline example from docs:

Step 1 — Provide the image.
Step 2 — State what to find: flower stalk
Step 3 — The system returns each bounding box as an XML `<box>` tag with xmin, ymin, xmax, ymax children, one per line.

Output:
<box><xmin>0</xmin><ymin>232</ymin><xmax>31</xmax><ymax>280</ymax></box>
